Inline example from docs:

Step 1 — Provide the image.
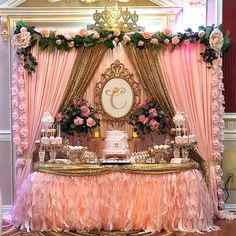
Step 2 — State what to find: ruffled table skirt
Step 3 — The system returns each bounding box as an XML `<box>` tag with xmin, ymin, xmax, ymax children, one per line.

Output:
<box><xmin>12</xmin><ymin>169</ymin><xmax>217</xmax><ymax>232</ymax></box>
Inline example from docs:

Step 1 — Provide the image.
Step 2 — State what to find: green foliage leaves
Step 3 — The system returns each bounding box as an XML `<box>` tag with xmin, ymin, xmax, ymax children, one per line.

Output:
<box><xmin>14</xmin><ymin>21</ymin><xmax>231</xmax><ymax>75</ymax></box>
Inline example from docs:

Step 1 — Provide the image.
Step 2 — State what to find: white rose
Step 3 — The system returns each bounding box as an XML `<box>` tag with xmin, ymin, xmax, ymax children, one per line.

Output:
<box><xmin>209</xmin><ymin>28</ymin><xmax>224</xmax><ymax>51</ymax></box>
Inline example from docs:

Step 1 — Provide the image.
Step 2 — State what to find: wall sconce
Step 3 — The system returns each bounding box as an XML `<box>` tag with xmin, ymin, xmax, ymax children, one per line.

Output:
<box><xmin>0</xmin><ymin>16</ymin><xmax>9</xmax><ymax>42</ymax></box>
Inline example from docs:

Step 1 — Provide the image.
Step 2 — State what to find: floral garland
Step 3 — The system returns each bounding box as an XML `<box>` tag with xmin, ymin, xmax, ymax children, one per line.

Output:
<box><xmin>12</xmin><ymin>21</ymin><xmax>230</xmax><ymax>75</ymax></box>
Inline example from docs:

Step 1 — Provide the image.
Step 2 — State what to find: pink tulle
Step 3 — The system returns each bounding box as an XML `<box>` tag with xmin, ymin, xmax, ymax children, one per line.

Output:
<box><xmin>13</xmin><ymin>170</ymin><xmax>219</xmax><ymax>232</ymax></box>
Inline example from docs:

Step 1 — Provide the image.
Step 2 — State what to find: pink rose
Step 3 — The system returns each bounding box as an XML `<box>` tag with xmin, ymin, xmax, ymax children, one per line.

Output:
<box><xmin>149</xmin><ymin>119</ymin><xmax>159</xmax><ymax>131</ymax></box>
<box><xmin>16</xmin><ymin>158</ymin><xmax>26</xmax><ymax>167</ymax></box>
<box><xmin>93</xmin><ymin>32</ymin><xmax>100</xmax><ymax>39</ymax></box>
<box><xmin>12</xmin><ymin>112</ymin><xmax>19</xmax><ymax>120</ymax></box>
<box><xmin>19</xmin><ymin>104</ymin><xmax>26</xmax><ymax>111</ymax></box>
<box><xmin>86</xmin><ymin>117</ymin><xmax>96</xmax><ymax>127</ymax></box>
<box><xmin>138</xmin><ymin>40</ymin><xmax>144</xmax><ymax>47</ymax></box>
<box><xmin>56</xmin><ymin>39</ymin><xmax>62</xmax><ymax>45</ymax></box>
<box><xmin>13</xmin><ymin>137</ymin><xmax>21</xmax><ymax>145</ymax></box>
<box><xmin>63</xmin><ymin>31</ymin><xmax>76</xmax><ymax>40</ymax></box>
<box><xmin>123</xmin><ymin>35</ymin><xmax>131</xmax><ymax>43</ymax></box>
<box><xmin>139</xmin><ymin>115</ymin><xmax>145</xmax><ymax>123</ymax></box>
<box><xmin>149</xmin><ymin>108</ymin><xmax>158</xmax><ymax>117</ymax></box>
<box><xmin>39</xmin><ymin>29</ymin><xmax>50</xmax><ymax>38</ymax></box>
<box><xmin>19</xmin><ymin>115</ymin><xmax>27</xmax><ymax>125</ymax></box>
<box><xmin>213</xmin><ymin>115</ymin><xmax>219</xmax><ymax>124</ymax></box>
<box><xmin>150</xmin><ymin>38</ymin><xmax>158</xmax><ymax>44</ymax></box>
<box><xmin>68</xmin><ymin>41</ymin><xmax>74</xmax><ymax>47</ymax></box>
<box><xmin>113</xmin><ymin>30</ymin><xmax>120</xmax><ymax>37</ymax></box>
<box><xmin>172</xmin><ymin>36</ymin><xmax>180</xmax><ymax>45</ymax></box>
<box><xmin>198</xmin><ymin>30</ymin><xmax>205</xmax><ymax>38</ymax></box>
<box><xmin>79</xmin><ymin>28</ymin><xmax>88</xmax><ymax>37</ymax></box>
<box><xmin>22</xmin><ymin>140</ymin><xmax>28</xmax><ymax>149</ymax></box>
<box><xmin>143</xmin><ymin>117</ymin><xmax>149</xmax><ymax>124</ymax></box>
<box><xmin>19</xmin><ymin>91</ymin><xmax>25</xmax><ymax>100</ymax></box>
<box><xmin>114</xmin><ymin>37</ymin><xmax>119</xmax><ymax>43</ymax></box>
<box><xmin>212</xmin><ymin>90</ymin><xmax>219</xmax><ymax>99</ymax></box>
<box><xmin>163</xmin><ymin>28</ymin><xmax>171</xmax><ymax>36</ymax></box>
<box><xmin>74</xmin><ymin>117</ymin><xmax>84</xmax><ymax>126</ymax></box>
<box><xmin>81</xmin><ymin>106</ymin><xmax>90</xmax><ymax>117</ymax></box>
<box><xmin>219</xmin><ymin>82</ymin><xmax>224</xmax><ymax>91</ymax></box>
<box><xmin>143</xmin><ymin>32</ymin><xmax>152</xmax><ymax>39</ymax></box>
<box><xmin>20</xmin><ymin>27</ymin><xmax>28</xmax><ymax>33</ymax></box>
<box><xmin>12</xmin><ymin>99</ymin><xmax>19</xmax><ymax>107</ymax></box>
<box><xmin>183</xmin><ymin>39</ymin><xmax>190</xmax><ymax>45</ymax></box>
<box><xmin>12</xmin><ymin>32</ymin><xmax>31</xmax><ymax>49</ymax></box>
<box><xmin>139</xmin><ymin>115</ymin><xmax>149</xmax><ymax>124</ymax></box>
<box><xmin>17</xmin><ymin>79</ymin><xmax>24</xmax><ymax>88</ymax></box>
<box><xmin>209</xmin><ymin>28</ymin><xmax>224</xmax><ymax>51</ymax></box>
<box><xmin>56</xmin><ymin>112</ymin><xmax>62</xmax><ymax>122</ymax></box>
<box><xmin>164</xmin><ymin>38</ymin><xmax>170</xmax><ymax>45</ymax></box>
<box><xmin>20</xmin><ymin>128</ymin><xmax>28</xmax><ymax>138</ymax></box>
<box><xmin>12</xmin><ymin>125</ymin><xmax>20</xmax><ymax>132</ymax></box>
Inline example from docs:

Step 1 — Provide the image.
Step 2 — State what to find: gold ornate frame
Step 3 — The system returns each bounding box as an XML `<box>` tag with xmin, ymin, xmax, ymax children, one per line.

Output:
<box><xmin>95</xmin><ymin>59</ymin><xmax>141</xmax><ymax>123</ymax></box>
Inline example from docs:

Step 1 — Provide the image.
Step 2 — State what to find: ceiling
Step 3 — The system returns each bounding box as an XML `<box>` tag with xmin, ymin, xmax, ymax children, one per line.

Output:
<box><xmin>0</xmin><ymin>0</ymin><xmax>181</xmax><ymax>7</ymax></box>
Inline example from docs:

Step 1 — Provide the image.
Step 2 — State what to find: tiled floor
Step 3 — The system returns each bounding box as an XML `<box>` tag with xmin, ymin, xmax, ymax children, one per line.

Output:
<box><xmin>176</xmin><ymin>220</ymin><xmax>236</xmax><ymax>236</ymax></box>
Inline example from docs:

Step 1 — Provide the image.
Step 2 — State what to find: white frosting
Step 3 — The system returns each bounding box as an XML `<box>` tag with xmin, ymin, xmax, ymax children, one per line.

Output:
<box><xmin>103</xmin><ymin>131</ymin><xmax>129</xmax><ymax>156</ymax></box>
<box><xmin>41</xmin><ymin>111</ymin><xmax>54</xmax><ymax>129</ymax></box>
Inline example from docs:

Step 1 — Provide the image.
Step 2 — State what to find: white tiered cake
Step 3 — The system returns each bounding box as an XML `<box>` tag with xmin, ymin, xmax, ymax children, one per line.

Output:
<box><xmin>103</xmin><ymin>131</ymin><xmax>129</xmax><ymax>158</ymax></box>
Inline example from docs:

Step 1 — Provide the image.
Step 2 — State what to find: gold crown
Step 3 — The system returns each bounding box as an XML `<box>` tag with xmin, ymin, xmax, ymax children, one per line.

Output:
<box><xmin>87</xmin><ymin>4</ymin><xmax>144</xmax><ymax>32</ymax></box>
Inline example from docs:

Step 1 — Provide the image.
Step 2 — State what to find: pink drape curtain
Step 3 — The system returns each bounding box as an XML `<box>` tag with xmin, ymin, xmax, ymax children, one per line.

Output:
<box><xmin>14</xmin><ymin>45</ymin><xmax>78</xmax><ymax>197</ymax></box>
<box><xmin>157</xmin><ymin>43</ymin><xmax>218</xmax><ymax>212</ymax></box>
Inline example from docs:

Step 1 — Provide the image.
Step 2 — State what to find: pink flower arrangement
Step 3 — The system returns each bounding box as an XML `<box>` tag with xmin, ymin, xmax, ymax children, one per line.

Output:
<box><xmin>56</xmin><ymin>98</ymin><xmax>100</xmax><ymax>135</ymax></box>
<box><xmin>129</xmin><ymin>99</ymin><xmax>167</xmax><ymax>135</ymax></box>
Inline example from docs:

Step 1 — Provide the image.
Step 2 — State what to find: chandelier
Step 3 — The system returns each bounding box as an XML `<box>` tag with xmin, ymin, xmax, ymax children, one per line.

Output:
<box><xmin>87</xmin><ymin>2</ymin><xmax>144</xmax><ymax>32</ymax></box>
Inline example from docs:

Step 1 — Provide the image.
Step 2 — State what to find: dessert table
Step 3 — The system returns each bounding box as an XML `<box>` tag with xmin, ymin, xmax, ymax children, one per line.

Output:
<box><xmin>12</xmin><ymin>162</ymin><xmax>218</xmax><ymax>233</ymax></box>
